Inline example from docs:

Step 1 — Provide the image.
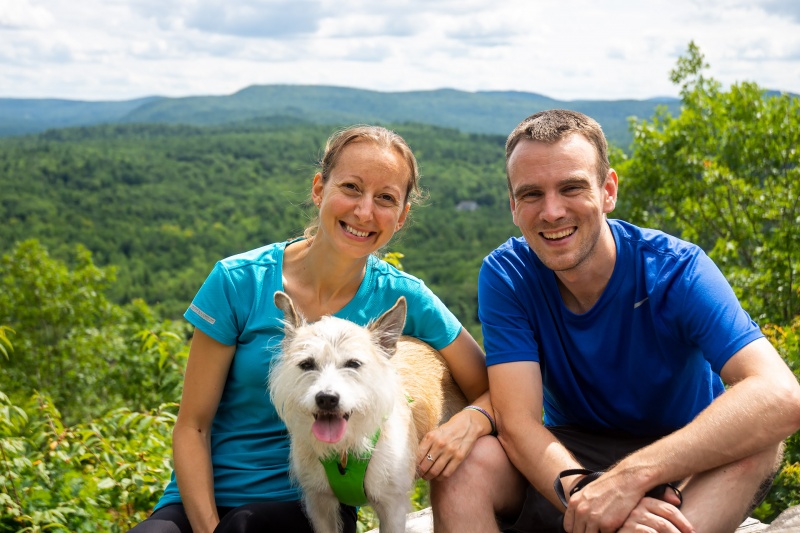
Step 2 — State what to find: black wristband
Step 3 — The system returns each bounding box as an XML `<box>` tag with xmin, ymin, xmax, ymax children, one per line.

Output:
<box><xmin>553</xmin><ymin>468</ymin><xmax>603</xmax><ymax>508</ymax></box>
<box><xmin>645</xmin><ymin>482</ymin><xmax>683</xmax><ymax>509</ymax></box>
<box><xmin>554</xmin><ymin>469</ymin><xmax>683</xmax><ymax>510</ymax></box>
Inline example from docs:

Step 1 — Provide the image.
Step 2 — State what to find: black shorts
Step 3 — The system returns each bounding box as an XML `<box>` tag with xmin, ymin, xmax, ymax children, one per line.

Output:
<box><xmin>499</xmin><ymin>426</ymin><xmax>662</xmax><ymax>533</ymax></box>
<box><xmin>128</xmin><ymin>500</ymin><xmax>358</xmax><ymax>533</ymax></box>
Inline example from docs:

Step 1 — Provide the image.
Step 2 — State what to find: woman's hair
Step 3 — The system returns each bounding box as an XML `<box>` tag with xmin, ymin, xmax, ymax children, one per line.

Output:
<box><xmin>505</xmin><ymin>109</ymin><xmax>610</xmax><ymax>191</ymax></box>
<box><xmin>303</xmin><ymin>125</ymin><xmax>421</xmax><ymax>239</ymax></box>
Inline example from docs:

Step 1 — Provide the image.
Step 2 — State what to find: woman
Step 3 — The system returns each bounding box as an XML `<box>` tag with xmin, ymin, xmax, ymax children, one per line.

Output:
<box><xmin>130</xmin><ymin>125</ymin><xmax>494</xmax><ymax>533</ymax></box>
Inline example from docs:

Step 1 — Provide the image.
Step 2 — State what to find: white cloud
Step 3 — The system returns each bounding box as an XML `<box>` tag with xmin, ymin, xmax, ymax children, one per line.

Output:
<box><xmin>0</xmin><ymin>0</ymin><xmax>798</xmax><ymax>101</ymax></box>
<box><xmin>0</xmin><ymin>0</ymin><xmax>54</xmax><ymax>29</ymax></box>
<box><xmin>183</xmin><ymin>1</ymin><xmax>324</xmax><ymax>38</ymax></box>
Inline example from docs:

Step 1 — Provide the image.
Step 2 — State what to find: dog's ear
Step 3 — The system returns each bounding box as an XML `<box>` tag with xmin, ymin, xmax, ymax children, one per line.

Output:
<box><xmin>369</xmin><ymin>296</ymin><xmax>407</xmax><ymax>357</ymax></box>
<box><xmin>274</xmin><ymin>291</ymin><xmax>303</xmax><ymax>337</ymax></box>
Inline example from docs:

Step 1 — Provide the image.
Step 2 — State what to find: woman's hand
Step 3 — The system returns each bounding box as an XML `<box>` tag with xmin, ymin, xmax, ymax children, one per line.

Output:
<box><xmin>416</xmin><ymin>407</ymin><xmax>488</xmax><ymax>480</ymax></box>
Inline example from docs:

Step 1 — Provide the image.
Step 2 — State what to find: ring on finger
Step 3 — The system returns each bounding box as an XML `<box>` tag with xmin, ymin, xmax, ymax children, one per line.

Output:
<box><xmin>426</xmin><ymin>454</ymin><xmax>434</xmax><ymax>462</ymax></box>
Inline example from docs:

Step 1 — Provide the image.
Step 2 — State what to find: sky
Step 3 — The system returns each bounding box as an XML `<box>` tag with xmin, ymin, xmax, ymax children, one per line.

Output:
<box><xmin>1</xmin><ymin>0</ymin><xmax>799</xmax><ymax>102</ymax></box>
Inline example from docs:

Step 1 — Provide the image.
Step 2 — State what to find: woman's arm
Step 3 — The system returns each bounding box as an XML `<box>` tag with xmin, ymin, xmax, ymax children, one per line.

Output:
<box><xmin>172</xmin><ymin>329</ymin><xmax>236</xmax><ymax>533</ymax></box>
<box><xmin>417</xmin><ymin>329</ymin><xmax>494</xmax><ymax>479</ymax></box>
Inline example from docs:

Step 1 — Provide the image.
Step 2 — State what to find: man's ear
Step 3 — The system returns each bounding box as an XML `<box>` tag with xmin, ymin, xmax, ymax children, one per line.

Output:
<box><xmin>603</xmin><ymin>169</ymin><xmax>619</xmax><ymax>214</ymax></box>
<box><xmin>510</xmin><ymin>194</ymin><xmax>520</xmax><ymax>227</ymax></box>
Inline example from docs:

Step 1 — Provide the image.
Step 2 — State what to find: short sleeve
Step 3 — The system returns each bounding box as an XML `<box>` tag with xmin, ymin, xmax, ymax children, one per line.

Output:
<box><xmin>403</xmin><ymin>282</ymin><xmax>462</xmax><ymax>350</ymax></box>
<box><xmin>184</xmin><ymin>261</ymin><xmax>242</xmax><ymax>346</ymax></box>
<box><xmin>666</xmin><ymin>250</ymin><xmax>763</xmax><ymax>374</ymax></box>
<box><xmin>478</xmin><ymin>252</ymin><xmax>539</xmax><ymax>366</ymax></box>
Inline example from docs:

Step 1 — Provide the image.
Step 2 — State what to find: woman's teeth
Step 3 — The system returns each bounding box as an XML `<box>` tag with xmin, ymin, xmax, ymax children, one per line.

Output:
<box><xmin>345</xmin><ymin>224</ymin><xmax>370</xmax><ymax>237</ymax></box>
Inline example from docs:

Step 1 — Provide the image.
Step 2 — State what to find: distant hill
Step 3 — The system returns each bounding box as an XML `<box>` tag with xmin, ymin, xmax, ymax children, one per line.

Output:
<box><xmin>0</xmin><ymin>97</ymin><xmax>160</xmax><ymax>137</ymax></box>
<box><xmin>0</xmin><ymin>85</ymin><xmax>681</xmax><ymax>148</ymax></box>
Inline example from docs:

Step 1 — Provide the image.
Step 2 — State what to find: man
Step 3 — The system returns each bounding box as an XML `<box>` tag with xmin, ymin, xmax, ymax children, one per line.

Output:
<box><xmin>431</xmin><ymin>109</ymin><xmax>800</xmax><ymax>533</ymax></box>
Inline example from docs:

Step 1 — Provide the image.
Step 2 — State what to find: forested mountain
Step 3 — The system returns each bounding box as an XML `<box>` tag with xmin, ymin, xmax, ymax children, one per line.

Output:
<box><xmin>0</xmin><ymin>85</ymin><xmax>681</xmax><ymax>147</ymax></box>
<box><xmin>0</xmin><ymin>121</ymin><xmax>517</xmax><ymax>336</ymax></box>
<box><xmin>0</xmin><ymin>96</ymin><xmax>160</xmax><ymax>137</ymax></box>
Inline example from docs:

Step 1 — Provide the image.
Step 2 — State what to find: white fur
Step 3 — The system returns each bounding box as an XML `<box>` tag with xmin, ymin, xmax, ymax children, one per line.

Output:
<box><xmin>269</xmin><ymin>292</ymin><xmax>456</xmax><ymax>533</ymax></box>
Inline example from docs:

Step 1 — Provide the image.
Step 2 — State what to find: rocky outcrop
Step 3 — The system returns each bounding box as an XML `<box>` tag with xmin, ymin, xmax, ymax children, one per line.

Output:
<box><xmin>366</xmin><ymin>506</ymin><xmax>800</xmax><ymax>532</ymax></box>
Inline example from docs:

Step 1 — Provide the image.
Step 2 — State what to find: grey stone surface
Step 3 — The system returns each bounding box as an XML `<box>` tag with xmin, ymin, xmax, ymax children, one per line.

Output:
<box><xmin>738</xmin><ymin>516</ymin><xmax>769</xmax><ymax>532</ymax></box>
<box><xmin>763</xmin><ymin>505</ymin><xmax>800</xmax><ymax>532</ymax></box>
<box><xmin>367</xmin><ymin>506</ymin><xmax>800</xmax><ymax>532</ymax></box>
<box><xmin>366</xmin><ymin>507</ymin><xmax>432</xmax><ymax>533</ymax></box>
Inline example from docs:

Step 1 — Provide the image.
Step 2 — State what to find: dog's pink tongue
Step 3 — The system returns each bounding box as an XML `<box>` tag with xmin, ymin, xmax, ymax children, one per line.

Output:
<box><xmin>312</xmin><ymin>415</ymin><xmax>347</xmax><ymax>443</ymax></box>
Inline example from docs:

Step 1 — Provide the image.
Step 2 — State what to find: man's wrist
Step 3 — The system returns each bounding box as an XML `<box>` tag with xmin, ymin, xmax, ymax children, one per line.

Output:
<box><xmin>553</xmin><ymin>468</ymin><xmax>603</xmax><ymax>508</ymax></box>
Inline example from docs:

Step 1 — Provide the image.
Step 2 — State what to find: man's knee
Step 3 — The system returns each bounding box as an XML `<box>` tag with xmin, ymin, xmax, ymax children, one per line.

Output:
<box><xmin>734</xmin><ymin>442</ymin><xmax>783</xmax><ymax>482</ymax></box>
<box><xmin>442</xmin><ymin>436</ymin><xmax>508</xmax><ymax>484</ymax></box>
<box><xmin>432</xmin><ymin>435</ymin><xmax>525</xmax><ymax>514</ymax></box>
<box><xmin>744</xmin><ymin>442</ymin><xmax>784</xmax><ymax>512</ymax></box>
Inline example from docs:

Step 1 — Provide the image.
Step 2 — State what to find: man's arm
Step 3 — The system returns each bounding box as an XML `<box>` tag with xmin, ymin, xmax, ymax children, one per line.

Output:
<box><xmin>566</xmin><ymin>337</ymin><xmax>800</xmax><ymax>531</ymax></box>
<box><xmin>489</xmin><ymin>361</ymin><xmax>585</xmax><ymax>508</ymax></box>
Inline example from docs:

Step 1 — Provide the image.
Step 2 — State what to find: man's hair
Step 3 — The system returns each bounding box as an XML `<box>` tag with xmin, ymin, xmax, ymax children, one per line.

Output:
<box><xmin>505</xmin><ymin>109</ymin><xmax>610</xmax><ymax>192</ymax></box>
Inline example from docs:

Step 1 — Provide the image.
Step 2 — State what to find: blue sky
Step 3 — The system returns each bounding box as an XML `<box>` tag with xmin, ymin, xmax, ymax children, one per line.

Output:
<box><xmin>1</xmin><ymin>0</ymin><xmax>799</xmax><ymax>101</ymax></box>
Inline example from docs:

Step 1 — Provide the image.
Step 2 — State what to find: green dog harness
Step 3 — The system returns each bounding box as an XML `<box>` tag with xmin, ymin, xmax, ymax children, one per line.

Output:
<box><xmin>319</xmin><ymin>429</ymin><xmax>381</xmax><ymax>507</ymax></box>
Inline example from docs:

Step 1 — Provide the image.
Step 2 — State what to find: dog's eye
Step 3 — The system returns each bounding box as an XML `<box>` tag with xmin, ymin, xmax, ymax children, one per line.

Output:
<box><xmin>344</xmin><ymin>359</ymin><xmax>361</xmax><ymax>369</ymax></box>
<box><xmin>298</xmin><ymin>358</ymin><xmax>316</xmax><ymax>371</ymax></box>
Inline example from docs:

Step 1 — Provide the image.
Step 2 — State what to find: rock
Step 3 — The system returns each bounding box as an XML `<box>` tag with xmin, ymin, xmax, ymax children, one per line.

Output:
<box><xmin>738</xmin><ymin>516</ymin><xmax>768</xmax><ymax>532</ymax></box>
<box><xmin>366</xmin><ymin>507</ymin><xmax>432</xmax><ymax>533</ymax></box>
<box><xmin>763</xmin><ymin>505</ymin><xmax>800</xmax><ymax>532</ymax></box>
<box><xmin>366</xmin><ymin>506</ymin><xmax>800</xmax><ymax>532</ymax></box>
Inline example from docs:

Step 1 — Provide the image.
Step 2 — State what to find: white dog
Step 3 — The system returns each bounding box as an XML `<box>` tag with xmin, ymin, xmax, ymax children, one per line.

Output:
<box><xmin>269</xmin><ymin>291</ymin><xmax>466</xmax><ymax>533</ymax></box>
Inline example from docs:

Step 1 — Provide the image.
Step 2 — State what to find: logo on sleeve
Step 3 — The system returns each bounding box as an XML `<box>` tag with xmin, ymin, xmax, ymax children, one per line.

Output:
<box><xmin>190</xmin><ymin>303</ymin><xmax>216</xmax><ymax>325</ymax></box>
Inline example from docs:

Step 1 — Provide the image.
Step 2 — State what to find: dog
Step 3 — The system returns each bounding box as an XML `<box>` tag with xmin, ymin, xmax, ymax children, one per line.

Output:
<box><xmin>269</xmin><ymin>290</ymin><xmax>467</xmax><ymax>533</ymax></box>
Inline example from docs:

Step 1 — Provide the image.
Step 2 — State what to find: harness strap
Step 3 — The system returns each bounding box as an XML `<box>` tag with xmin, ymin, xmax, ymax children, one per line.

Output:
<box><xmin>319</xmin><ymin>429</ymin><xmax>381</xmax><ymax>507</ymax></box>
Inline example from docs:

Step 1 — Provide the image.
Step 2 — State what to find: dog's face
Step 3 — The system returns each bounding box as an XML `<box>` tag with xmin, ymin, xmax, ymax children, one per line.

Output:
<box><xmin>269</xmin><ymin>292</ymin><xmax>406</xmax><ymax>453</ymax></box>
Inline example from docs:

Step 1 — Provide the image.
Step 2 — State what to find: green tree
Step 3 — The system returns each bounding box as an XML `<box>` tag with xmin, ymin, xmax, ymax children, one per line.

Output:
<box><xmin>0</xmin><ymin>240</ymin><xmax>117</xmax><ymax>422</ymax></box>
<box><xmin>756</xmin><ymin>316</ymin><xmax>800</xmax><ymax>521</ymax></box>
<box><xmin>620</xmin><ymin>41</ymin><xmax>800</xmax><ymax>522</ymax></box>
<box><xmin>0</xmin><ymin>240</ymin><xmax>189</xmax><ymax>424</ymax></box>
<box><xmin>620</xmin><ymin>41</ymin><xmax>800</xmax><ymax>324</ymax></box>
<box><xmin>0</xmin><ymin>390</ymin><xmax>176</xmax><ymax>532</ymax></box>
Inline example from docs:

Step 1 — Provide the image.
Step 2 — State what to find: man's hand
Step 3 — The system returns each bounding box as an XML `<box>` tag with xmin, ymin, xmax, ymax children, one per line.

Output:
<box><xmin>563</xmin><ymin>475</ymin><xmax>694</xmax><ymax>533</ymax></box>
<box><xmin>617</xmin><ymin>493</ymin><xmax>694</xmax><ymax>533</ymax></box>
<box><xmin>563</xmin><ymin>472</ymin><xmax>640</xmax><ymax>532</ymax></box>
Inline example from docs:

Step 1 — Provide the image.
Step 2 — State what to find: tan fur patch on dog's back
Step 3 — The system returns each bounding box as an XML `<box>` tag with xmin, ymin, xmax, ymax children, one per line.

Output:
<box><xmin>392</xmin><ymin>336</ymin><xmax>468</xmax><ymax>442</ymax></box>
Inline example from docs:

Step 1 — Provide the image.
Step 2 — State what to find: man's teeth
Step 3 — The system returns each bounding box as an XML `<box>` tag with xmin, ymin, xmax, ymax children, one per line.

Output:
<box><xmin>543</xmin><ymin>228</ymin><xmax>575</xmax><ymax>240</ymax></box>
<box><xmin>345</xmin><ymin>225</ymin><xmax>370</xmax><ymax>237</ymax></box>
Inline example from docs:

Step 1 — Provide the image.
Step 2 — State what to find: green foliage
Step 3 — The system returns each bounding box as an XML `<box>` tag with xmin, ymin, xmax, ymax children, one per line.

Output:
<box><xmin>0</xmin><ymin>240</ymin><xmax>118</xmax><ymax>423</ymax></box>
<box><xmin>381</xmin><ymin>252</ymin><xmax>405</xmax><ymax>271</ymax></box>
<box><xmin>0</xmin><ymin>241</ymin><xmax>189</xmax><ymax>424</ymax></box>
<box><xmin>0</xmin><ymin>122</ymin><xmax>517</xmax><ymax>337</ymax></box>
<box><xmin>0</xmin><ymin>326</ymin><xmax>13</xmax><ymax>361</ymax></box>
<box><xmin>620</xmin><ymin>41</ymin><xmax>800</xmax><ymax>324</ymax></box>
<box><xmin>356</xmin><ymin>478</ymin><xmax>430</xmax><ymax>532</ymax></box>
<box><xmin>754</xmin><ymin>315</ymin><xmax>800</xmax><ymax>521</ymax></box>
<box><xmin>621</xmin><ymin>41</ymin><xmax>800</xmax><ymax>522</ymax></box>
<box><xmin>0</xmin><ymin>391</ymin><xmax>176</xmax><ymax>532</ymax></box>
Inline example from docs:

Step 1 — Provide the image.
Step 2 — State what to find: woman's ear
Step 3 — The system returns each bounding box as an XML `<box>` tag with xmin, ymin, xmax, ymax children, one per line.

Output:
<box><xmin>312</xmin><ymin>173</ymin><xmax>324</xmax><ymax>207</ymax></box>
<box><xmin>396</xmin><ymin>202</ymin><xmax>410</xmax><ymax>230</ymax></box>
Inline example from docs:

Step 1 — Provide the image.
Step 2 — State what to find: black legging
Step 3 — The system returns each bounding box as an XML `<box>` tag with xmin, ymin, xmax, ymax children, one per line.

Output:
<box><xmin>128</xmin><ymin>501</ymin><xmax>358</xmax><ymax>533</ymax></box>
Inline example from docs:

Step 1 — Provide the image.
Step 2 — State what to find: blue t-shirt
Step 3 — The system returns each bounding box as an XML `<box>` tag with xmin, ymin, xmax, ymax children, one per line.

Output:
<box><xmin>155</xmin><ymin>240</ymin><xmax>462</xmax><ymax>509</ymax></box>
<box><xmin>478</xmin><ymin>219</ymin><xmax>763</xmax><ymax>436</ymax></box>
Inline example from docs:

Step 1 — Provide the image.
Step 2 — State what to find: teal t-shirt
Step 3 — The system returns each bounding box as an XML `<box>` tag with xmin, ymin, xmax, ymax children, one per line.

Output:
<box><xmin>155</xmin><ymin>240</ymin><xmax>462</xmax><ymax>509</ymax></box>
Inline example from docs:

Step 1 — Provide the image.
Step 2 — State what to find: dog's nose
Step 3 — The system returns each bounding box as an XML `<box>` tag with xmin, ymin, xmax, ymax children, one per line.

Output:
<box><xmin>315</xmin><ymin>391</ymin><xmax>339</xmax><ymax>411</ymax></box>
